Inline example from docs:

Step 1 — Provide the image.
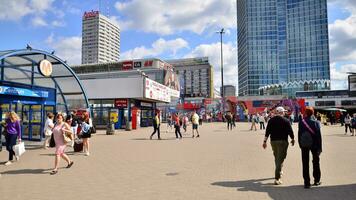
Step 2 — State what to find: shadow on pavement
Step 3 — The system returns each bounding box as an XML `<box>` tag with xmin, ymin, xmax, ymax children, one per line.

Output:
<box><xmin>211</xmin><ymin>178</ymin><xmax>356</xmax><ymax>200</ymax></box>
<box><xmin>2</xmin><ymin>168</ymin><xmax>51</xmax><ymax>175</ymax></box>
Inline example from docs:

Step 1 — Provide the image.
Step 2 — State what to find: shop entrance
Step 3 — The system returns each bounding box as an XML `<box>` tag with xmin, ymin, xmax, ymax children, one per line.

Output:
<box><xmin>0</xmin><ymin>99</ymin><xmax>55</xmax><ymax>141</ymax></box>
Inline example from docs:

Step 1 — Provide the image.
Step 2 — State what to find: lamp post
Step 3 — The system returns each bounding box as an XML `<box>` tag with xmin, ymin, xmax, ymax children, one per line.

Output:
<box><xmin>217</xmin><ymin>28</ymin><xmax>225</xmax><ymax>113</ymax></box>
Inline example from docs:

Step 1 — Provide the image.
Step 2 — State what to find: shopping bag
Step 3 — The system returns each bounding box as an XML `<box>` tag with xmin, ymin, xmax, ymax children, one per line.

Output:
<box><xmin>14</xmin><ymin>142</ymin><xmax>26</xmax><ymax>156</ymax></box>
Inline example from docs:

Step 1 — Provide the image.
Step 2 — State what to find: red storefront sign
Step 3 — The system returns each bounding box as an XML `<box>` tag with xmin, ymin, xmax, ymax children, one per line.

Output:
<box><xmin>115</xmin><ymin>99</ymin><xmax>128</xmax><ymax>108</ymax></box>
<box><xmin>144</xmin><ymin>60</ymin><xmax>153</xmax><ymax>67</ymax></box>
<box><xmin>122</xmin><ymin>61</ymin><xmax>133</xmax><ymax>70</ymax></box>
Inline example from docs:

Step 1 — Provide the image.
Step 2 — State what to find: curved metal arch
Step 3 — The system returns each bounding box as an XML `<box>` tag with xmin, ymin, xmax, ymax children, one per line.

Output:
<box><xmin>0</xmin><ymin>49</ymin><xmax>89</xmax><ymax>111</ymax></box>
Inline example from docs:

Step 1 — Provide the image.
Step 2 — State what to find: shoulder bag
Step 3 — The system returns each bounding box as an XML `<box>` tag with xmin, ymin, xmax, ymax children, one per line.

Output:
<box><xmin>300</xmin><ymin>119</ymin><xmax>315</xmax><ymax>148</ymax></box>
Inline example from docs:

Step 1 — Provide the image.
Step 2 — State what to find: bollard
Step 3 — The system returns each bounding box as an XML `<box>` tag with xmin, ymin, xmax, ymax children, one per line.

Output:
<box><xmin>106</xmin><ymin>122</ymin><xmax>115</xmax><ymax>135</ymax></box>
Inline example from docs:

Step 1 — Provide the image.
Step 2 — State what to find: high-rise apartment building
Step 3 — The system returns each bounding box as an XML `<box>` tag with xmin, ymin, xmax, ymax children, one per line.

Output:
<box><xmin>221</xmin><ymin>85</ymin><xmax>236</xmax><ymax>97</ymax></box>
<box><xmin>166</xmin><ymin>57</ymin><xmax>214</xmax><ymax>98</ymax></box>
<box><xmin>82</xmin><ymin>11</ymin><xmax>120</xmax><ymax>64</ymax></box>
<box><xmin>237</xmin><ymin>0</ymin><xmax>330</xmax><ymax>97</ymax></box>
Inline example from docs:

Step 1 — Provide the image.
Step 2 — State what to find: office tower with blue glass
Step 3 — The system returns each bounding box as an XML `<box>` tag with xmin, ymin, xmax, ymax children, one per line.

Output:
<box><xmin>237</xmin><ymin>0</ymin><xmax>330</xmax><ymax>97</ymax></box>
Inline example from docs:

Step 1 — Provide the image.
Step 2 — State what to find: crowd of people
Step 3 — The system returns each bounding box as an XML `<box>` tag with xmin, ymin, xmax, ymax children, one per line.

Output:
<box><xmin>1</xmin><ymin>110</ymin><xmax>94</xmax><ymax>175</ymax></box>
<box><xmin>151</xmin><ymin>110</ymin><xmax>200</xmax><ymax>140</ymax></box>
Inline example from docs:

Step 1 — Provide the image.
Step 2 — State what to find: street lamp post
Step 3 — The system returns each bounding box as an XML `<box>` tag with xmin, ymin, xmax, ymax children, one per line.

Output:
<box><xmin>217</xmin><ymin>28</ymin><xmax>225</xmax><ymax>114</ymax></box>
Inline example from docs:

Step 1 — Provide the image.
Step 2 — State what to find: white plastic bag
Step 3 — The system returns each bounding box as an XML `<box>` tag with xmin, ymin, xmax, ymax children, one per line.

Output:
<box><xmin>14</xmin><ymin>142</ymin><xmax>26</xmax><ymax>156</ymax></box>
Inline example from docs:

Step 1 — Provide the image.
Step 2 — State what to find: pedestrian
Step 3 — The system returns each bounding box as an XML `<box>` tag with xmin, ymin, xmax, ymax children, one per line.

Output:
<box><xmin>259</xmin><ymin>113</ymin><xmax>266</xmax><ymax>130</ymax></box>
<box><xmin>70</xmin><ymin>111</ymin><xmax>79</xmax><ymax>146</ymax></box>
<box><xmin>43</xmin><ymin>112</ymin><xmax>55</xmax><ymax>149</ymax></box>
<box><xmin>298</xmin><ymin>107</ymin><xmax>322</xmax><ymax>189</ymax></box>
<box><xmin>167</xmin><ymin>114</ymin><xmax>173</xmax><ymax>132</ymax></box>
<box><xmin>199</xmin><ymin>114</ymin><xmax>203</xmax><ymax>126</ymax></box>
<box><xmin>50</xmin><ymin>112</ymin><xmax>74</xmax><ymax>175</ymax></box>
<box><xmin>351</xmin><ymin>114</ymin><xmax>356</xmax><ymax>136</ymax></box>
<box><xmin>191</xmin><ymin>110</ymin><xmax>200</xmax><ymax>138</ymax></box>
<box><xmin>262</xmin><ymin>107</ymin><xmax>295</xmax><ymax>185</ymax></box>
<box><xmin>232</xmin><ymin>114</ymin><xmax>236</xmax><ymax>128</ymax></box>
<box><xmin>344</xmin><ymin>114</ymin><xmax>352</xmax><ymax>135</ymax></box>
<box><xmin>174</xmin><ymin>113</ymin><xmax>182</xmax><ymax>139</ymax></box>
<box><xmin>79</xmin><ymin>111</ymin><xmax>92</xmax><ymax>156</ymax></box>
<box><xmin>3</xmin><ymin>111</ymin><xmax>22</xmax><ymax>166</ymax></box>
<box><xmin>225</xmin><ymin>112</ymin><xmax>233</xmax><ymax>130</ymax></box>
<box><xmin>250</xmin><ymin>114</ymin><xmax>257</xmax><ymax>131</ymax></box>
<box><xmin>182</xmin><ymin>115</ymin><xmax>188</xmax><ymax>132</ymax></box>
<box><xmin>150</xmin><ymin>112</ymin><xmax>161</xmax><ymax>140</ymax></box>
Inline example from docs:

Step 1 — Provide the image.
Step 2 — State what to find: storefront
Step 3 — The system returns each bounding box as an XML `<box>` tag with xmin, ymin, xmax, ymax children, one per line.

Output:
<box><xmin>0</xmin><ymin>49</ymin><xmax>89</xmax><ymax>141</ymax></box>
<box><xmin>82</xmin><ymin>76</ymin><xmax>178</xmax><ymax>129</ymax></box>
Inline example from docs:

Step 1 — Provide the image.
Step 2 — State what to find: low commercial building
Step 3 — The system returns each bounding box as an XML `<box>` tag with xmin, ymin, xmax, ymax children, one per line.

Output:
<box><xmin>72</xmin><ymin>59</ymin><xmax>179</xmax><ymax>128</ymax></box>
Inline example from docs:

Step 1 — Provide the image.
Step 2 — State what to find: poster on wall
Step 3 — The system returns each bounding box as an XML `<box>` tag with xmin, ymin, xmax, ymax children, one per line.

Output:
<box><xmin>164</xmin><ymin>69</ymin><xmax>180</xmax><ymax>91</ymax></box>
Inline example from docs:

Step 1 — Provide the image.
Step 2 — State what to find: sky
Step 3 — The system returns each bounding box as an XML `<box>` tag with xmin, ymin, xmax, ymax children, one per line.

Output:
<box><xmin>0</xmin><ymin>0</ymin><xmax>355</xmax><ymax>92</ymax></box>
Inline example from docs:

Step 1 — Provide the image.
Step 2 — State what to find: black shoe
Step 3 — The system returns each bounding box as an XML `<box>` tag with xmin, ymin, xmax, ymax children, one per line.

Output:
<box><xmin>196</xmin><ymin>135</ymin><xmax>200</xmax><ymax>138</ymax></box>
<box><xmin>313</xmin><ymin>181</ymin><xmax>321</xmax><ymax>186</ymax></box>
<box><xmin>66</xmin><ymin>161</ymin><xmax>74</xmax><ymax>169</ymax></box>
<box><xmin>50</xmin><ymin>170</ymin><xmax>58</xmax><ymax>175</ymax></box>
<box><xmin>304</xmin><ymin>184</ymin><xmax>311</xmax><ymax>189</ymax></box>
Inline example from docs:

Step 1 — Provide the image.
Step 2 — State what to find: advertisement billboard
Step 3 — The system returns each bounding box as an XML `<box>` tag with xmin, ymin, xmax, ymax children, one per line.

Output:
<box><xmin>122</xmin><ymin>61</ymin><xmax>133</xmax><ymax>70</ymax></box>
<box><xmin>144</xmin><ymin>78</ymin><xmax>170</xmax><ymax>103</ymax></box>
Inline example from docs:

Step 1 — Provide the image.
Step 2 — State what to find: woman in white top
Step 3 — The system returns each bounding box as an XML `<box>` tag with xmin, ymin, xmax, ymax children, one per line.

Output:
<box><xmin>43</xmin><ymin>112</ymin><xmax>55</xmax><ymax>149</ymax></box>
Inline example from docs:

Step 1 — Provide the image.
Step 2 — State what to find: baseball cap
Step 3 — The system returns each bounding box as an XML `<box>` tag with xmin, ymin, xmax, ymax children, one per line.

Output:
<box><xmin>276</xmin><ymin>106</ymin><xmax>286</xmax><ymax>113</ymax></box>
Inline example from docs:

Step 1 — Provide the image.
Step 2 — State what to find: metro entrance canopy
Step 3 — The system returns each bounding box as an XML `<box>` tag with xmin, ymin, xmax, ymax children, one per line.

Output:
<box><xmin>0</xmin><ymin>48</ymin><xmax>89</xmax><ymax>140</ymax></box>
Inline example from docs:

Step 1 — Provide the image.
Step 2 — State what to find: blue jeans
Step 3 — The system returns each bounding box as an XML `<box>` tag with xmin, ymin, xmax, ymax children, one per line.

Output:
<box><xmin>6</xmin><ymin>134</ymin><xmax>17</xmax><ymax>161</ymax></box>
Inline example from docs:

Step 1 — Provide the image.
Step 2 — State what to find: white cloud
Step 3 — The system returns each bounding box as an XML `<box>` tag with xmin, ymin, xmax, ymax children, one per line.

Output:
<box><xmin>51</xmin><ymin>20</ymin><xmax>65</xmax><ymax>27</ymax></box>
<box><xmin>46</xmin><ymin>34</ymin><xmax>82</xmax><ymax>65</ymax></box>
<box><xmin>121</xmin><ymin>38</ymin><xmax>189</xmax><ymax>59</ymax></box>
<box><xmin>31</xmin><ymin>16</ymin><xmax>48</xmax><ymax>27</ymax></box>
<box><xmin>0</xmin><ymin>0</ymin><xmax>33</xmax><ymax>20</ymax></box>
<box><xmin>330</xmin><ymin>62</ymin><xmax>356</xmax><ymax>90</ymax></box>
<box><xmin>0</xmin><ymin>0</ymin><xmax>64</xmax><ymax>28</ymax></box>
<box><xmin>185</xmin><ymin>42</ymin><xmax>237</xmax><ymax>91</ymax></box>
<box><xmin>114</xmin><ymin>0</ymin><xmax>236</xmax><ymax>35</ymax></box>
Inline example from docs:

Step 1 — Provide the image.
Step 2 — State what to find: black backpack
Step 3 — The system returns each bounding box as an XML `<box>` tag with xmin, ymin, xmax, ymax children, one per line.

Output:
<box><xmin>300</xmin><ymin>120</ymin><xmax>315</xmax><ymax>148</ymax></box>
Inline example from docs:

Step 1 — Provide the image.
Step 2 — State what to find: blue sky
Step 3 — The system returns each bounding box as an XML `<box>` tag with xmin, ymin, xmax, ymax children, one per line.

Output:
<box><xmin>0</xmin><ymin>0</ymin><xmax>355</xmax><ymax>91</ymax></box>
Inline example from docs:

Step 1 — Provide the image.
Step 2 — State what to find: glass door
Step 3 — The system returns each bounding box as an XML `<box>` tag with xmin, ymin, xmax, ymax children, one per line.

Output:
<box><xmin>0</xmin><ymin>103</ymin><xmax>10</xmax><ymax>144</ymax></box>
<box><xmin>30</xmin><ymin>105</ymin><xmax>43</xmax><ymax>140</ymax></box>
<box><xmin>21</xmin><ymin>105</ymin><xmax>30</xmax><ymax>140</ymax></box>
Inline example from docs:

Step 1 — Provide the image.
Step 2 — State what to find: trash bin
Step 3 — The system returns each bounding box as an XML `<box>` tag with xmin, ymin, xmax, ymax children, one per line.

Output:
<box><xmin>106</xmin><ymin>122</ymin><xmax>115</xmax><ymax>135</ymax></box>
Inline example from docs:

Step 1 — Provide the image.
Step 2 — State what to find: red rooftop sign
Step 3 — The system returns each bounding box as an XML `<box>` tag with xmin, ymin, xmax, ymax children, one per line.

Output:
<box><xmin>84</xmin><ymin>11</ymin><xmax>99</xmax><ymax>19</ymax></box>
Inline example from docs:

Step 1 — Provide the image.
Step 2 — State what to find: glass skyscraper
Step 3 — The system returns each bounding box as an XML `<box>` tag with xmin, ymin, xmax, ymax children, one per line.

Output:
<box><xmin>237</xmin><ymin>0</ymin><xmax>330</xmax><ymax>97</ymax></box>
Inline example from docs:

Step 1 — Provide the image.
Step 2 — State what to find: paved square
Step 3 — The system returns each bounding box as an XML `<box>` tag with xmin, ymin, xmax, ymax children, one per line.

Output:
<box><xmin>0</xmin><ymin>122</ymin><xmax>355</xmax><ymax>200</ymax></box>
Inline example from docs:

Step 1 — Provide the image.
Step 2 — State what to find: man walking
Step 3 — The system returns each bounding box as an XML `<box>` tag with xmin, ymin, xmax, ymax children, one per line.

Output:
<box><xmin>263</xmin><ymin>107</ymin><xmax>295</xmax><ymax>185</ymax></box>
<box><xmin>191</xmin><ymin>110</ymin><xmax>200</xmax><ymax>138</ymax></box>
<box><xmin>150</xmin><ymin>112</ymin><xmax>161</xmax><ymax>140</ymax></box>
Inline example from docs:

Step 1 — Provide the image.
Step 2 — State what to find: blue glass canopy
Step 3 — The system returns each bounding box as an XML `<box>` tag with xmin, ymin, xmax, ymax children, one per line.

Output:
<box><xmin>0</xmin><ymin>49</ymin><xmax>89</xmax><ymax>113</ymax></box>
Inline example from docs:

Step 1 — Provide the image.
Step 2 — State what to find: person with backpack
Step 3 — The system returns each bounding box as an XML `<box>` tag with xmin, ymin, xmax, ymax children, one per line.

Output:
<box><xmin>298</xmin><ymin>107</ymin><xmax>322</xmax><ymax>189</ymax></box>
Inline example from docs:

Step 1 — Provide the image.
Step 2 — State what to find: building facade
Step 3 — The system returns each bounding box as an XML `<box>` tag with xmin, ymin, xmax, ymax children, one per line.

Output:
<box><xmin>82</xmin><ymin>11</ymin><xmax>120</xmax><ymax>64</ymax></box>
<box><xmin>166</xmin><ymin>57</ymin><xmax>214</xmax><ymax>98</ymax></box>
<box><xmin>237</xmin><ymin>0</ymin><xmax>330</xmax><ymax>97</ymax></box>
<box><xmin>221</xmin><ymin>85</ymin><xmax>236</xmax><ymax>97</ymax></box>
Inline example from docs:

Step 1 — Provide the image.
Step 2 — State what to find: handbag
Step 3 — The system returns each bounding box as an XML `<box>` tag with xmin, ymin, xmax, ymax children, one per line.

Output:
<box><xmin>14</xmin><ymin>142</ymin><xmax>26</xmax><ymax>156</ymax></box>
<box><xmin>63</xmin><ymin>132</ymin><xmax>73</xmax><ymax>144</ymax></box>
<box><xmin>49</xmin><ymin>134</ymin><xmax>56</xmax><ymax>147</ymax></box>
<box><xmin>2</xmin><ymin>129</ymin><xmax>8</xmax><ymax>137</ymax></box>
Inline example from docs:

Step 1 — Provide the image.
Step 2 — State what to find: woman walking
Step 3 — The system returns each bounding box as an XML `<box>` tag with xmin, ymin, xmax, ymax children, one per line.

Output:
<box><xmin>298</xmin><ymin>107</ymin><xmax>322</xmax><ymax>188</ymax></box>
<box><xmin>174</xmin><ymin>113</ymin><xmax>182</xmax><ymax>139</ymax></box>
<box><xmin>79</xmin><ymin>111</ymin><xmax>92</xmax><ymax>156</ymax></box>
<box><xmin>50</xmin><ymin>113</ymin><xmax>74</xmax><ymax>175</ymax></box>
<box><xmin>344</xmin><ymin>114</ymin><xmax>352</xmax><ymax>135</ymax></box>
<box><xmin>43</xmin><ymin>112</ymin><xmax>54</xmax><ymax>149</ymax></box>
<box><xmin>4</xmin><ymin>111</ymin><xmax>21</xmax><ymax>166</ymax></box>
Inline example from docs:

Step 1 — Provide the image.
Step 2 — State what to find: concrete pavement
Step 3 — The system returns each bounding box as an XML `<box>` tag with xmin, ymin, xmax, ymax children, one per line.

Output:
<box><xmin>0</xmin><ymin>122</ymin><xmax>355</xmax><ymax>200</ymax></box>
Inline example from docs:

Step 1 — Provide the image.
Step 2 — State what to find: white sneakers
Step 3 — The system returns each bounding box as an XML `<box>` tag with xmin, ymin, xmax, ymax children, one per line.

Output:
<box><xmin>85</xmin><ymin>152</ymin><xmax>90</xmax><ymax>156</ymax></box>
<box><xmin>274</xmin><ymin>179</ymin><xmax>283</xmax><ymax>185</ymax></box>
<box><xmin>4</xmin><ymin>161</ymin><xmax>12</xmax><ymax>166</ymax></box>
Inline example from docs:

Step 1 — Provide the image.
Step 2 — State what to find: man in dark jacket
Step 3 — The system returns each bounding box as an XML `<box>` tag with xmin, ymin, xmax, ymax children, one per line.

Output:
<box><xmin>298</xmin><ymin>107</ymin><xmax>322</xmax><ymax>189</ymax></box>
<box><xmin>263</xmin><ymin>107</ymin><xmax>295</xmax><ymax>185</ymax></box>
<box><xmin>150</xmin><ymin>112</ymin><xmax>161</xmax><ymax>140</ymax></box>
